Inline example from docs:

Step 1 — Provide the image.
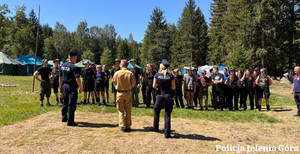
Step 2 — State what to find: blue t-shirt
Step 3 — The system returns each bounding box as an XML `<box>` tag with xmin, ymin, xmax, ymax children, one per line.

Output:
<box><xmin>60</xmin><ymin>62</ymin><xmax>80</xmax><ymax>91</ymax></box>
<box><xmin>95</xmin><ymin>71</ymin><xmax>105</xmax><ymax>82</ymax></box>
<box><xmin>293</xmin><ymin>75</ymin><xmax>300</xmax><ymax>92</ymax></box>
<box><xmin>223</xmin><ymin>73</ymin><xmax>229</xmax><ymax>83</ymax></box>
<box><xmin>154</xmin><ymin>72</ymin><xmax>174</xmax><ymax>94</ymax></box>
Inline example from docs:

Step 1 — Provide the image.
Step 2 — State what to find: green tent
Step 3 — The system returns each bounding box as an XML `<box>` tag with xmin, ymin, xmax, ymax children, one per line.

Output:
<box><xmin>75</xmin><ymin>59</ymin><xmax>95</xmax><ymax>68</ymax></box>
<box><xmin>0</xmin><ymin>52</ymin><xmax>27</xmax><ymax>75</ymax></box>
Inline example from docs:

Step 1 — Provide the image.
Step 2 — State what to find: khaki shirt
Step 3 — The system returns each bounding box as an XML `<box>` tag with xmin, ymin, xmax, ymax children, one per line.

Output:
<box><xmin>112</xmin><ymin>68</ymin><xmax>135</xmax><ymax>91</ymax></box>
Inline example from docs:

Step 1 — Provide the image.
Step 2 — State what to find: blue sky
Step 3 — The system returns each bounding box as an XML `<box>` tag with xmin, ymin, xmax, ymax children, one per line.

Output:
<box><xmin>2</xmin><ymin>0</ymin><xmax>213</xmax><ymax>42</ymax></box>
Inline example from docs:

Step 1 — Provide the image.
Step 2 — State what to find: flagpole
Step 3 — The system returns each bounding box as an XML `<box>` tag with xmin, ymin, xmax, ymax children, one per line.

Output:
<box><xmin>32</xmin><ymin>5</ymin><xmax>40</xmax><ymax>92</ymax></box>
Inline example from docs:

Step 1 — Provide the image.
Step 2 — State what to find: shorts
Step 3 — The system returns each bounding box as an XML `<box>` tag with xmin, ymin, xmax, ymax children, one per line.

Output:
<box><xmin>40</xmin><ymin>81</ymin><xmax>51</xmax><ymax>100</ymax></box>
<box><xmin>199</xmin><ymin>87</ymin><xmax>209</xmax><ymax>100</ymax></box>
<box><xmin>83</xmin><ymin>80</ymin><xmax>95</xmax><ymax>92</ymax></box>
<box><xmin>96</xmin><ymin>81</ymin><xmax>105</xmax><ymax>92</ymax></box>
<box><xmin>104</xmin><ymin>81</ymin><xmax>109</xmax><ymax>90</ymax></box>
<box><xmin>257</xmin><ymin>86</ymin><xmax>270</xmax><ymax>99</ymax></box>
<box><xmin>52</xmin><ymin>79</ymin><xmax>59</xmax><ymax>93</ymax></box>
<box><xmin>111</xmin><ymin>82</ymin><xmax>117</xmax><ymax>93</ymax></box>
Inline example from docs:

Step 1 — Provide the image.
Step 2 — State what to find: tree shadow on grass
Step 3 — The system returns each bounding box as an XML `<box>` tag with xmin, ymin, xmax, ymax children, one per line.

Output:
<box><xmin>76</xmin><ymin>122</ymin><xmax>118</xmax><ymax>128</ymax></box>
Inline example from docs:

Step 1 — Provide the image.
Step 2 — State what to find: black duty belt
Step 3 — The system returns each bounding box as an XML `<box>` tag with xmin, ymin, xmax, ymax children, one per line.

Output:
<box><xmin>117</xmin><ymin>90</ymin><xmax>131</xmax><ymax>93</ymax></box>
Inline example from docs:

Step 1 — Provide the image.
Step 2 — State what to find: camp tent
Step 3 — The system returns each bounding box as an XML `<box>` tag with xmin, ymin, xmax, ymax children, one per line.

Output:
<box><xmin>16</xmin><ymin>55</ymin><xmax>52</xmax><ymax>75</ymax></box>
<box><xmin>0</xmin><ymin>52</ymin><xmax>27</xmax><ymax>75</ymax></box>
<box><xmin>181</xmin><ymin>65</ymin><xmax>228</xmax><ymax>77</ymax></box>
<box><xmin>127</xmin><ymin>61</ymin><xmax>143</xmax><ymax>73</ymax></box>
<box><xmin>75</xmin><ymin>59</ymin><xmax>95</xmax><ymax>68</ymax></box>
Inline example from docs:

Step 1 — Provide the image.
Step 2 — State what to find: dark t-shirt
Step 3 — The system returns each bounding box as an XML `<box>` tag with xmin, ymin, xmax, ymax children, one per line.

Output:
<box><xmin>174</xmin><ymin>75</ymin><xmax>183</xmax><ymax>91</ymax></box>
<box><xmin>244</xmin><ymin>76</ymin><xmax>254</xmax><ymax>88</ymax></box>
<box><xmin>154</xmin><ymin>72</ymin><xmax>174</xmax><ymax>94</ymax></box>
<box><xmin>229</xmin><ymin>76</ymin><xmax>239</xmax><ymax>89</ymax></box>
<box><xmin>142</xmin><ymin>71</ymin><xmax>156</xmax><ymax>85</ymax></box>
<box><xmin>111</xmin><ymin>67</ymin><xmax>120</xmax><ymax>78</ymax></box>
<box><xmin>37</xmin><ymin>67</ymin><xmax>52</xmax><ymax>81</ymax></box>
<box><xmin>81</xmin><ymin>68</ymin><xmax>94</xmax><ymax>81</ymax></box>
<box><xmin>210</xmin><ymin>73</ymin><xmax>224</xmax><ymax>91</ymax></box>
<box><xmin>129</xmin><ymin>67</ymin><xmax>141</xmax><ymax>84</ymax></box>
<box><xmin>95</xmin><ymin>71</ymin><xmax>106</xmax><ymax>83</ymax></box>
<box><xmin>60</xmin><ymin>62</ymin><xmax>80</xmax><ymax>90</ymax></box>
<box><xmin>51</xmin><ymin>66</ymin><xmax>60</xmax><ymax>80</ymax></box>
<box><xmin>103</xmin><ymin>70</ymin><xmax>110</xmax><ymax>83</ymax></box>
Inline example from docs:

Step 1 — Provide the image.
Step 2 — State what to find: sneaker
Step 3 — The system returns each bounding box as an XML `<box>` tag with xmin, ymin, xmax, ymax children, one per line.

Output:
<box><xmin>121</xmin><ymin>128</ymin><xmax>126</xmax><ymax>133</ymax></box>
<box><xmin>67</xmin><ymin>122</ymin><xmax>78</xmax><ymax>126</ymax></box>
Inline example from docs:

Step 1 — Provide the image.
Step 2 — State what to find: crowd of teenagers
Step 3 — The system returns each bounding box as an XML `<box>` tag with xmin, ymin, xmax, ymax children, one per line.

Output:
<box><xmin>34</xmin><ymin>58</ymin><xmax>273</xmax><ymax>112</ymax></box>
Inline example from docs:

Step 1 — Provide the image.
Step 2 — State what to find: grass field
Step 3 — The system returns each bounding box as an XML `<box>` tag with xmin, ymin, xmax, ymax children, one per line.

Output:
<box><xmin>0</xmin><ymin>75</ymin><xmax>299</xmax><ymax>153</ymax></box>
<box><xmin>0</xmin><ymin>75</ymin><xmax>294</xmax><ymax>126</ymax></box>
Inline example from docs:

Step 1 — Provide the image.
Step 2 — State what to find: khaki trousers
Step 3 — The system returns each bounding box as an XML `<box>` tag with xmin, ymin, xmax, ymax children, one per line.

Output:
<box><xmin>116</xmin><ymin>92</ymin><xmax>132</xmax><ymax>129</ymax></box>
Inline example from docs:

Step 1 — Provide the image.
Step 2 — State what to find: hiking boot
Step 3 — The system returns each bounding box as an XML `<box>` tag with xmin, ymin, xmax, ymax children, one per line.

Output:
<box><xmin>67</xmin><ymin>122</ymin><xmax>78</xmax><ymax>126</ymax></box>
<box><xmin>266</xmin><ymin>105</ymin><xmax>270</xmax><ymax>111</ymax></box>
<box><xmin>258</xmin><ymin>105</ymin><xmax>262</xmax><ymax>111</ymax></box>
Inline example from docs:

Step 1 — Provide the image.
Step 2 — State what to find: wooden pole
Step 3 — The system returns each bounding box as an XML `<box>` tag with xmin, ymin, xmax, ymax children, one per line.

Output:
<box><xmin>32</xmin><ymin>5</ymin><xmax>40</xmax><ymax>92</ymax></box>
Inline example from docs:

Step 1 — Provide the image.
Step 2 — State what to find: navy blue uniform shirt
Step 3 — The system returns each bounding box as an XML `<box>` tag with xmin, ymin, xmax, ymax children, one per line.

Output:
<box><xmin>95</xmin><ymin>71</ymin><xmax>106</xmax><ymax>83</ymax></box>
<box><xmin>154</xmin><ymin>72</ymin><xmax>174</xmax><ymax>94</ymax></box>
<box><xmin>294</xmin><ymin>75</ymin><xmax>300</xmax><ymax>92</ymax></box>
<box><xmin>59</xmin><ymin>62</ymin><xmax>80</xmax><ymax>90</ymax></box>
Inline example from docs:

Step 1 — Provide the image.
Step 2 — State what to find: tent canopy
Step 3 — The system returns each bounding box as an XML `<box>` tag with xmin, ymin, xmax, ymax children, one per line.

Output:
<box><xmin>0</xmin><ymin>52</ymin><xmax>27</xmax><ymax>75</ymax></box>
<box><xmin>75</xmin><ymin>59</ymin><xmax>95</xmax><ymax>68</ymax></box>
<box><xmin>127</xmin><ymin>62</ymin><xmax>143</xmax><ymax>73</ymax></box>
<box><xmin>16</xmin><ymin>55</ymin><xmax>44</xmax><ymax>65</ymax></box>
<box><xmin>16</xmin><ymin>55</ymin><xmax>52</xmax><ymax>75</ymax></box>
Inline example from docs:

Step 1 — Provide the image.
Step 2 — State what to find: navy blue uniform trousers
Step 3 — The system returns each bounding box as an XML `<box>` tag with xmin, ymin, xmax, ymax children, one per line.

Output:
<box><xmin>62</xmin><ymin>84</ymin><xmax>78</xmax><ymax>123</ymax></box>
<box><xmin>153</xmin><ymin>94</ymin><xmax>173</xmax><ymax>137</ymax></box>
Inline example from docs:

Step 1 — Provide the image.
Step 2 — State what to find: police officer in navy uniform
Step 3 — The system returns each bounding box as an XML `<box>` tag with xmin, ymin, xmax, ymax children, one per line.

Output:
<box><xmin>151</xmin><ymin>59</ymin><xmax>176</xmax><ymax>138</ymax></box>
<box><xmin>59</xmin><ymin>51</ymin><xmax>82</xmax><ymax>126</ymax></box>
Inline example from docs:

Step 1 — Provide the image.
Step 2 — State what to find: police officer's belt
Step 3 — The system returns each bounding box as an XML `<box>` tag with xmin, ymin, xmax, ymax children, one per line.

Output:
<box><xmin>117</xmin><ymin>90</ymin><xmax>131</xmax><ymax>93</ymax></box>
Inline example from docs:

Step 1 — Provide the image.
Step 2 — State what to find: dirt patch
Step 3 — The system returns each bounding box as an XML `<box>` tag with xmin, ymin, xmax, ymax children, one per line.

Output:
<box><xmin>0</xmin><ymin>107</ymin><xmax>299</xmax><ymax>153</ymax></box>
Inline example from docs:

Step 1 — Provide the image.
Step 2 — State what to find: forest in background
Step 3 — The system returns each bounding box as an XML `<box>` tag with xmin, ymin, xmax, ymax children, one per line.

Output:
<box><xmin>0</xmin><ymin>0</ymin><xmax>299</xmax><ymax>77</ymax></box>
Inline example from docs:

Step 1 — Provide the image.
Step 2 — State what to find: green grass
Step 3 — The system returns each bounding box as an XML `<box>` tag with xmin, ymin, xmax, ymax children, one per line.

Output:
<box><xmin>0</xmin><ymin>75</ymin><xmax>293</xmax><ymax>126</ymax></box>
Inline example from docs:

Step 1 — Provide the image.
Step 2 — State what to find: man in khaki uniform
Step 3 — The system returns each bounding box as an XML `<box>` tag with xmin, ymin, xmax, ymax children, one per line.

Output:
<box><xmin>112</xmin><ymin>59</ymin><xmax>136</xmax><ymax>132</ymax></box>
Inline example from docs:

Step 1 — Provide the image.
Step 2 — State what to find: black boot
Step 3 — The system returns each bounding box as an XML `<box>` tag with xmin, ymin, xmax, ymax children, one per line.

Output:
<box><xmin>92</xmin><ymin>99</ymin><xmax>95</xmax><ymax>105</ymax></box>
<box><xmin>96</xmin><ymin>98</ymin><xmax>100</xmax><ymax>106</ymax></box>
<box><xmin>103</xmin><ymin>100</ymin><xmax>107</xmax><ymax>106</ymax></box>
<box><xmin>56</xmin><ymin>98</ymin><xmax>59</xmax><ymax>104</ymax></box>
<box><xmin>266</xmin><ymin>105</ymin><xmax>270</xmax><ymax>111</ymax></box>
<box><xmin>60</xmin><ymin>98</ymin><xmax>64</xmax><ymax>104</ymax></box>
<box><xmin>83</xmin><ymin>99</ymin><xmax>87</xmax><ymax>105</ymax></box>
<box><xmin>258</xmin><ymin>105</ymin><xmax>262</xmax><ymax>111</ymax></box>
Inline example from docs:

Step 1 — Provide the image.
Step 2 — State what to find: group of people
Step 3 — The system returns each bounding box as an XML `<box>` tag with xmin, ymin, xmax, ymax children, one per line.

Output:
<box><xmin>33</xmin><ymin>51</ymin><xmax>300</xmax><ymax>138</ymax></box>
